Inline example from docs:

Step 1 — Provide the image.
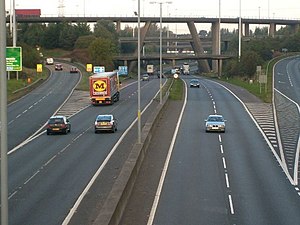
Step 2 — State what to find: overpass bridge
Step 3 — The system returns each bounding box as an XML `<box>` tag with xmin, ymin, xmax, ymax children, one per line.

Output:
<box><xmin>10</xmin><ymin>16</ymin><xmax>300</xmax><ymax>74</ymax></box>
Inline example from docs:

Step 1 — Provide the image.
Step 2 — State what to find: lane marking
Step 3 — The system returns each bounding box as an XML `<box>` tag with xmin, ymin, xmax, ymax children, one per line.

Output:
<box><xmin>220</xmin><ymin>144</ymin><xmax>224</xmax><ymax>154</ymax></box>
<box><xmin>222</xmin><ymin>157</ymin><xmax>227</xmax><ymax>169</ymax></box>
<box><xmin>228</xmin><ymin>194</ymin><xmax>235</xmax><ymax>214</ymax></box>
<box><xmin>225</xmin><ymin>173</ymin><xmax>230</xmax><ymax>188</ymax></box>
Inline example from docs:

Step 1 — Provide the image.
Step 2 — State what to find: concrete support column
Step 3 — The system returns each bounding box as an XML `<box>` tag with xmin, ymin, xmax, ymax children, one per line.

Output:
<box><xmin>187</xmin><ymin>21</ymin><xmax>210</xmax><ymax>73</ymax></box>
<box><xmin>269</xmin><ymin>23</ymin><xmax>276</xmax><ymax>37</ymax></box>
<box><xmin>172</xmin><ymin>59</ymin><xmax>176</xmax><ymax>67</ymax></box>
<box><xmin>218</xmin><ymin>59</ymin><xmax>222</xmax><ymax>77</ymax></box>
<box><xmin>291</xmin><ymin>24</ymin><xmax>300</xmax><ymax>34</ymax></box>
<box><xmin>244</xmin><ymin>23</ymin><xmax>250</xmax><ymax>36</ymax></box>
<box><xmin>116</xmin><ymin>21</ymin><xmax>121</xmax><ymax>32</ymax></box>
<box><xmin>129</xmin><ymin>21</ymin><xmax>152</xmax><ymax>72</ymax></box>
<box><xmin>211</xmin><ymin>22</ymin><xmax>220</xmax><ymax>73</ymax></box>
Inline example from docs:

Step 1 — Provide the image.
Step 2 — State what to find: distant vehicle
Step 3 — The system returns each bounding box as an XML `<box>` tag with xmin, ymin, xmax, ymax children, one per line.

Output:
<box><xmin>70</xmin><ymin>66</ymin><xmax>79</xmax><ymax>73</ymax></box>
<box><xmin>147</xmin><ymin>64</ymin><xmax>154</xmax><ymax>75</ymax></box>
<box><xmin>15</xmin><ymin>9</ymin><xmax>41</xmax><ymax>17</ymax></box>
<box><xmin>142</xmin><ymin>74</ymin><xmax>150</xmax><ymax>81</ymax></box>
<box><xmin>55</xmin><ymin>63</ymin><xmax>63</xmax><ymax>71</ymax></box>
<box><xmin>174</xmin><ymin>66</ymin><xmax>181</xmax><ymax>75</ymax></box>
<box><xmin>205</xmin><ymin>115</ymin><xmax>226</xmax><ymax>133</ymax></box>
<box><xmin>182</xmin><ymin>63</ymin><xmax>190</xmax><ymax>75</ymax></box>
<box><xmin>46</xmin><ymin>116</ymin><xmax>71</xmax><ymax>135</ymax></box>
<box><xmin>46</xmin><ymin>58</ymin><xmax>54</xmax><ymax>65</ymax></box>
<box><xmin>89</xmin><ymin>71</ymin><xmax>120</xmax><ymax>105</ymax></box>
<box><xmin>94</xmin><ymin>114</ymin><xmax>118</xmax><ymax>133</ymax></box>
<box><xmin>190</xmin><ymin>79</ymin><xmax>200</xmax><ymax>88</ymax></box>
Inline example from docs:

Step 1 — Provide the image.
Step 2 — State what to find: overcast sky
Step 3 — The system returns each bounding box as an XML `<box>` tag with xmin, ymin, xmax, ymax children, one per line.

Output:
<box><xmin>5</xmin><ymin>0</ymin><xmax>300</xmax><ymax>33</ymax></box>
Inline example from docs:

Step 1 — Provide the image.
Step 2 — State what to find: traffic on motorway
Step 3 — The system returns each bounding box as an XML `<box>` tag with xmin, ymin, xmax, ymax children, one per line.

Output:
<box><xmin>5</xmin><ymin>57</ymin><xmax>300</xmax><ymax>225</ymax></box>
<box><xmin>7</xmin><ymin>61</ymin><xmax>164</xmax><ymax>225</ymax></box>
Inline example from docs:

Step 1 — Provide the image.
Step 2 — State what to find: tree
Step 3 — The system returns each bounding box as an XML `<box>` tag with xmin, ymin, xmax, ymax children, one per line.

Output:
<box><xmin>41</xmin><ymin>23</ymin><xmax>61</xmax><ymax>49</ymax></box>
<box><xmin>88</xmin><ymin>38</ymin><xmax>118</xmax><ymax>71</ymax></box>
<box><xmin>74</xmin><ymin>35</ymin><xmax>97</xmax><ymax>49</ymax></box>
<box><xmin>20</xmin><ymin>42</ymin><xmax>40</xmax><ymax>68</ymax></box>
<box><xmin>58</xmin><ymin>23</ymin><xmax>78</xmax><ymax>50</ymax></box>
<box><xmin>94</xmin><ymin>20</ymin><xmax>118</xmax><ymax>42</ymax></box>
<box><xmin>18</xmin><ymin>23</ymin><xmax>46</xmax><ymax>47</ymax></box>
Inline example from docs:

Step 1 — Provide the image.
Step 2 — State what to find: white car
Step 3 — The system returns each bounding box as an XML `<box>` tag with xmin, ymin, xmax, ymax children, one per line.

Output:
<box><xmin>205</xmin><ymin>114</ymin><xmax>226</xmax><ymax>133</ymax></box>
<box><xmin>46</xmin><ymin>57</ymin><xmax>54</xmax><ymax>65</ymax></box>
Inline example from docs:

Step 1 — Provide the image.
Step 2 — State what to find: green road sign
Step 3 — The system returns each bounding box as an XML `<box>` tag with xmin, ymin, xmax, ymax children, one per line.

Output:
<box><xmin>6</xmin><ymin>47</ymin><xmax>22</xmax><ymax>71</ymax></box>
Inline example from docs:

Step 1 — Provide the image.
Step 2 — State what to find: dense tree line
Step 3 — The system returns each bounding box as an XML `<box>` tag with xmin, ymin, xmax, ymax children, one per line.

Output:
<box><xmin>8</xmin><ymin>20</ymin><xmax>300</xmax><ymax>78</ymax></box>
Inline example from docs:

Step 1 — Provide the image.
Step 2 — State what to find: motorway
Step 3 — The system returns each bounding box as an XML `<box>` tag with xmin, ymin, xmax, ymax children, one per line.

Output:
<box><xmin>121</xmin><ymin>61</ymin><xmax>300</xmax><ymax>225</ymax></box>
<box><xmin>7</xmin><ymin>63</ymin><xmax>81</xmax><ymax>151</ymax></box>
<box><xmin>6</xmin><ymin>64</ymin><xmax>162</xmax><ymax>225</ymax></box>
<box><xmin>5</xmin><ymin>56</ymin><xmax>300</xmax><ymax>225</ymax></box>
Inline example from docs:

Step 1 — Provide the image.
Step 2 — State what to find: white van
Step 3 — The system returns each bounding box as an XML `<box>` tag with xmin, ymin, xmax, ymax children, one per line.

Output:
<box><xmin>46</xmin><ymin>58</ymin><xmax>54</xmax><ymax>65</ymax></box>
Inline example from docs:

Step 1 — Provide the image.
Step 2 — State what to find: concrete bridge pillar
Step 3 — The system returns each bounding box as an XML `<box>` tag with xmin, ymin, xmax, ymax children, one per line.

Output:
<box><xmin>269</xmin><ymin>23</ymin><xmax>276</xmax><ymax>37</ymax></box>
<box><xmin>187</xmin><ymin>21</ymin><xmax>210</xmax><ymax>73</ymax></box>
<box><xmin>291</xmin><ymin>24</ymin><xmax>300</xmax><ymax>34</ymax></box>
<box><xmin>172</xmin><ymin>59</ymin><xmax>176</xmax><ymax>68</ymax></box>
<box><xmin>116</xmin><ymin>21</ymin><xmax>121</xmax><ymax>32</ymax></box>
<box><xmin>129</xmin><ymin>21</ymin><xmax>152</xmax><ymax>72</ymax></box>
<box><xmin>211</xmin><ymin>22</ymin><xmax>220</xmax><ymax>73</ymax></box>
<box><xmin>244</xmin><ymin>23</ymin><xmax>250</xmax><ymax>36</ymax></box>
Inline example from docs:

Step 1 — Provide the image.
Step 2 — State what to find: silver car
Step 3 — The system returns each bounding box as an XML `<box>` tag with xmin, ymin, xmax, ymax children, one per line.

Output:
<box><xmin>94</xmin><ymin>114</ymin><xmax>117</xmax><ymax>133</ymax></box>
<box><xmin>205</xmin><ymin>114</ymin><xmax>226</xmax><ymax>133</ymax></box>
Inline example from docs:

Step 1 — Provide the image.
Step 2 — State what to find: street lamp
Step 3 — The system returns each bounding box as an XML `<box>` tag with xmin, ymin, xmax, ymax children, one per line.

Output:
<box><xmin>150</xmin><ymin>1</ymin><xmax>172</xmax><ymax>104</ymax></box>
<box><xmin>238</xmin><ymin>0</ymin><xmax>242</xmax><ymax>62</ymax></box>
<box><xmin>1</xmin><ymin>2</ymin><xmax>9</xmax><ymax>225</ymax></box>
<box><xmin>136</xmin><ymin>0</ymin><xmax>141</xmax><ymax>144</ymax></box>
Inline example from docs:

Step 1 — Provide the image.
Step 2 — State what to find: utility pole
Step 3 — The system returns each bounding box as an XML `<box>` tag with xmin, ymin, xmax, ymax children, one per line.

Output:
<box><xmin>1</xmin><ymin>0</ymin><xmax>9</xmax><ymax>223</ymax></box>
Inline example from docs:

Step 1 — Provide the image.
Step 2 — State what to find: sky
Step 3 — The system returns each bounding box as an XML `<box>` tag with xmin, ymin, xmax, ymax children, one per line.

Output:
<box><xmin>5</xmin><ymin>0</ymin><xmax>300</xmax><ymax>33</ymax></box>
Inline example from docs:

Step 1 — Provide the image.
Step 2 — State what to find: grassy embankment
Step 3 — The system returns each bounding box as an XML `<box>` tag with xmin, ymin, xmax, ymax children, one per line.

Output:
<box><xmin>219</xmin><ymin>53</ymin><xmax>299</xmax><ymax>103</ymax></box>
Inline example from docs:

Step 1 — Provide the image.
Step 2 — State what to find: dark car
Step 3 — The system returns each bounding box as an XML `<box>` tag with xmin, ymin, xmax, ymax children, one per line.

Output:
<box><xmin>46</xmin><ymin>116</ymin><xmax>71</xmax><ymax>135</ymax></box>
<box><xmin>70</xmin><ymin>66</ymin><xmax>79</xmax><ymax>73</ymax></box>
<box><xmin>94</xmin><ymin>114</ymin><xmax>117</xmax><ymax>133</ymax></box>
<box><xmin>55</xmin><ymin>63</ymin><xmax>63</xmax><ymax>71</ymax></box>
<box><xmin>190</xmin><ymin>79</ymin><xmax>200</xmax><ymax>88</ymax></box>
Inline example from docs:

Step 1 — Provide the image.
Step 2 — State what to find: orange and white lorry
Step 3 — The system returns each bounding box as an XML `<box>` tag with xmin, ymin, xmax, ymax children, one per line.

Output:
<box><xmin>89</xmin><ymin>71</ymin><xmax>120</xmax><ymax>105</ymax></box>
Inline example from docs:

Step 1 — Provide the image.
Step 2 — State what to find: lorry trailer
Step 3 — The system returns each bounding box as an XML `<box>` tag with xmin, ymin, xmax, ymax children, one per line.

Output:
<box><xmin>89</xmin><ymin>71</ymin><xmax>120</xmax><ymax>105</ymax></box>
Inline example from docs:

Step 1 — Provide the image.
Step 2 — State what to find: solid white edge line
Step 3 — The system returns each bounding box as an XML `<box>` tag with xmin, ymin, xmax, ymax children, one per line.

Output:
<box><xmin>147</xmin><ymin>80</ymin><xmax>187</xmax><ymax>225</ymax></box>
<box><xmin>274</xmin><ymin>88</ymin><xmax>300</xmax><ymax>185</ymax></box>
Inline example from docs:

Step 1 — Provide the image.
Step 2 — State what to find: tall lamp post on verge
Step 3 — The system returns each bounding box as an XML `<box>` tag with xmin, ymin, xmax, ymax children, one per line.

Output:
<box><xmin>150</xmin><ymin>1</ymin><xmax>172</xmax><ymax>104</ymax></box>
<box><xmin>135</xmin><ymin>0</ymin><xmax>142</xmax><ymax>144</ymax></box>
<box><xmin>1</xmin><ymin>0</ymin><xmax>9</xmax><ymax>224</ymax></box>
<box><xmin>238</xmin><ymin>0</ymin><xmax>242</xmax><ymax>62</ymax></box>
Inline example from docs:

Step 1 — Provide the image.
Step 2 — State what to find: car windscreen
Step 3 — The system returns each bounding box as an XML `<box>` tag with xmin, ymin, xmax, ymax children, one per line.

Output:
<box><xmin>208</xmin><ymin>116</ymin><xmax>223</xmax><ymax>122</ymax></box>
<box><xmin>97</xmin><ymin>116</ymin><xmax>112</xmax><ymax>122</ymax></box>
<box><xmin>48</xmin><ymin>118</ymin><xmax>64</xmax><ymax>124</ymax></box>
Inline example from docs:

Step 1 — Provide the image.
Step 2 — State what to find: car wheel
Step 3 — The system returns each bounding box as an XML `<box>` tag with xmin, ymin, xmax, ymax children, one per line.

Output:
<box><xmin>95</xmin><ymin>130</ymin><xmax>98</xmax><ymax>134</ymax></box>
<box><xmin>47</xmin><ymin>131</ymin><xmax>50</xmax><ymax>135</ymax></box>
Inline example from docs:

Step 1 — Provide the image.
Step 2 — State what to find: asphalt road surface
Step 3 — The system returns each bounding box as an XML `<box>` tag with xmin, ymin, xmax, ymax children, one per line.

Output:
<box><xmin>121</xmin><ymin>76</ymin><xmax>300</xmax><ymax>225</ymax></box>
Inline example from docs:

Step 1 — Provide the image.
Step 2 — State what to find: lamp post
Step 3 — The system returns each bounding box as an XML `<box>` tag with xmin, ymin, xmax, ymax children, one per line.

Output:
<box><xmin>1</xmin><ymin>1</ymin><xmax>8</xmax><ymax>225</ymax></box>
<box><xmin>150</xmin><ymin>1</ymin><xmax>172</xmax><ymax>104</ymax></box>
<box><xmin>137</xmin><ymin>0</ymin><xmax>141</xmax><ymax>143</ymax></box>
<box><xmin>238</xmin><ymin>0</ymin><xmax>242</xmax><ymax>62</ymax></box>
